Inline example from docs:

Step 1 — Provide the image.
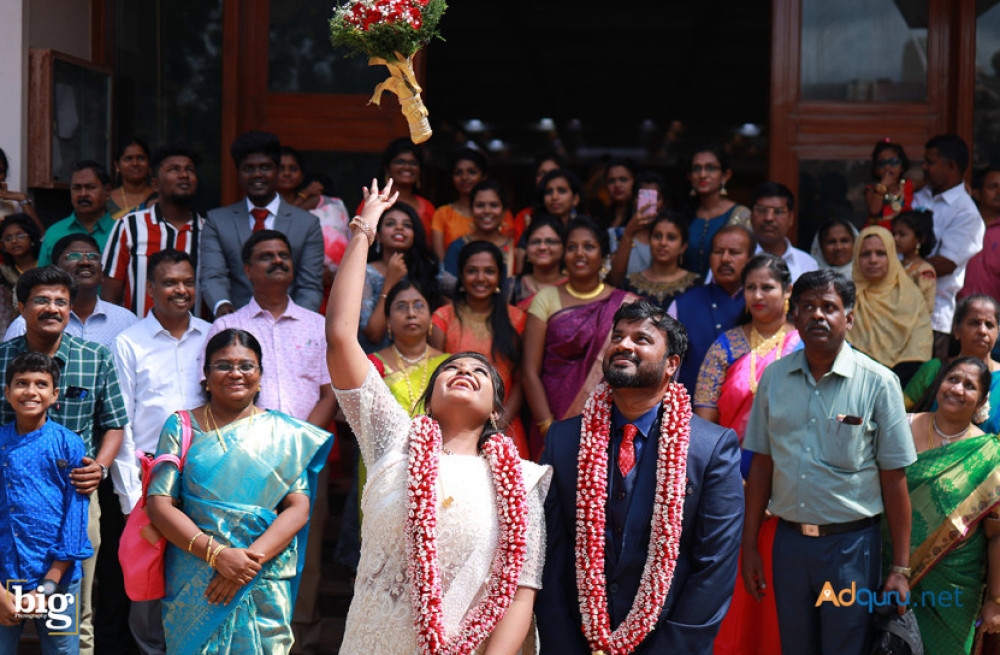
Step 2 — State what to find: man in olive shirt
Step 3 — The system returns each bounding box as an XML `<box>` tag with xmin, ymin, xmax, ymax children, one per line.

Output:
<box><xmin>741</xmin><ymin>270</ymin><xmax>915</xmax><ymax>655</ymax></box>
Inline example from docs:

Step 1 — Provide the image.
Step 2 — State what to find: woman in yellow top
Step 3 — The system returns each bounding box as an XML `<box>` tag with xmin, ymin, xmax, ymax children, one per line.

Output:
<box><xmin>430</xmin><ymin>148</ymin><xmax>514</xmax><ymax>259</ymax></box>
<box><xmin>847</xmin><ymin>225</ymin><xmax>932</xmax><ymax>383</ymax></box>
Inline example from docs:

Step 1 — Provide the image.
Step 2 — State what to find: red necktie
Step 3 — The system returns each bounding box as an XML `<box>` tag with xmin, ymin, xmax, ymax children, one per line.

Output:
<box><xmin>251</xmin><ymin>207</ymin><xmax>269</xmax><ymax>233</ymax></box>
<box><xmin>619</xmin><ymin>424</ymin><xmax>638</xmax><ymax>478</ymax></box>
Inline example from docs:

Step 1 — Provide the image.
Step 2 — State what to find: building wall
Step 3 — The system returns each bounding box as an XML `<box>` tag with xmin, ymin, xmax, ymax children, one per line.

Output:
<box><xmin>27</xmin><ymin>0</ymin><xmax>91</xmax><ymax>61</ymax></box>
<box><xmin>0</xmin><ymin>1</ymin><xmax>27</xmax><ymax>192</ymax></box>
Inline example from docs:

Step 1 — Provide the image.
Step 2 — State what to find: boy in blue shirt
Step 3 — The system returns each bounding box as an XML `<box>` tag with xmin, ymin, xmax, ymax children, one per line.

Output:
<box><xmin>0</xmin><ymin>352</ymin><xmax>92</xmax><ymax>654</ymax></box>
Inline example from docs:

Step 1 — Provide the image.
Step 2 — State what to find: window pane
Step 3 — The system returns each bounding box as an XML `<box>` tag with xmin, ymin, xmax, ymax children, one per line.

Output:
<box><xmin>269</xmin><ymin>0</ymin><xmax>385</xmax><ymax>94</ymax></box>
<box><xmin>52</xmin><ymin>60</ymin><xmax>111</xmax><ymax>184</ymax></box>
<box><xmin>800</xmin><ymin>0</ymin><xmax>927</xmax><ymax>102</ymax></box>
<box><xmin>975</xmin><ymin>0</ymin><xmax>1000</xmax><ymax>166</ymax></box>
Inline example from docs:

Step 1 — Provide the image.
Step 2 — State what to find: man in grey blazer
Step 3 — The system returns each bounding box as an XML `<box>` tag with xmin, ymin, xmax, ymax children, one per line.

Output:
<box><xmin>201</xmin><ymin>131</ymin><xmax>325</xmax><ymax>317</ymax></box>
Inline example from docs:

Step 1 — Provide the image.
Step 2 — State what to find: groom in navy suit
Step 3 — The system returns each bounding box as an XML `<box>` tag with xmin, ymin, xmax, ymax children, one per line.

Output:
<box><xmin>537</xmin><ymin>300</ymin><xmax>743</xmax><ymax>654</ymax></box>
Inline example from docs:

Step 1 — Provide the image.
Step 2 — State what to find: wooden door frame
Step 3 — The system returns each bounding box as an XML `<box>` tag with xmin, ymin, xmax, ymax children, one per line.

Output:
<box><xmin>768</xmin><ymin>0</ymin><xmax>976</xmax><ymax>225</ymax></box>
<box><xmin>219</xmin><ymin>0</ymin><xmax>415</xmax><ymax>203</ymax></box>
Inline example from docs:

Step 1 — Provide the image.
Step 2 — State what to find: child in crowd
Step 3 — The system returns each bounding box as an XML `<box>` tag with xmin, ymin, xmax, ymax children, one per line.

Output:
<box><xmin>892</xmin><ymin>209</ymin><xmax>938</xmax><ymax>315</ymax></box>
<box><xmin>0</xmin><ymin>352</ymin><xmax>92</xmax><ymax>654</ymax></box>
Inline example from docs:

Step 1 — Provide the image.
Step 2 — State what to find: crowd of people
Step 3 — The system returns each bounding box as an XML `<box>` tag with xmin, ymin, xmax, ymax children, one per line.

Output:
<box><xmin>0</xmin><ymin>127</ymin><xmax>998</xmax><ymax>655</ymax></box>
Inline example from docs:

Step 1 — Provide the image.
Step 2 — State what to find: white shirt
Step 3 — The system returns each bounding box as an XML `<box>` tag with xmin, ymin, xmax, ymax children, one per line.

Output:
<box><xmin>4</xmin><ymin>298</ymin><xmax>138</xmax><ymax>347</ymax></box>
<box><xmin>754</xmin><ymin>239</ymin><xmax>819</xmax><ymax>282</ymax></box>
<box><xmin>245</xmin><ymin>195</ymin><xmax>280</xmax><ymax>232</ymax></box>
<box><xmin>111</xmin><ymin>311</ymin><xmax>211</xmax><ymax>511</ymax></box>
<box><xmin>913</xmin><ymin>182</ymin><xmax>985</xmax><ymax>332</ymax></box>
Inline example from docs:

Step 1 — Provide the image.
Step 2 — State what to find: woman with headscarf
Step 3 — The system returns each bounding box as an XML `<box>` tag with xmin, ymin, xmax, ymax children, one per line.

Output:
<box><xmin>847</xmin><ymin>225</ymin><xmax>932</xmax><ymax>385</ymax></box>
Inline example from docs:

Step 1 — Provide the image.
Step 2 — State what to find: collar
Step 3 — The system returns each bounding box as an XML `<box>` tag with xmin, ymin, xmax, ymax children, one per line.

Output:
<box><xmin>69</xmin><ymin>211</ymin><xmax>112</xmax><ymax>234</ymax></box>
<box><xmin>247</xmin><ymin>295</ymin><xmax>301</xmax><ymax>321</ymax></box>
<box><xmin>611</xmin><ymin>403</ymin><xmax>660</xmax><ymax>438</ymax></box>
<box><xmin>246</xmin><ymin>195</ymin><xmax>281</xmax><ymax>217</ymax></box>
<box><xmin>795</xmin><ymin>341</ymin><xmax>855</xmax><ymax>380</ymax></box>
<box><xmin>932</xmin><ymin>181</ymin><xmax>967</xmax><ymax>204</ymax></box>
<box><xmin>708</xmin><ymin>279</ymin><xmax>743</xmax><ymax>299</ymax></box>
<box><xmin>755</xmin><ymin>238</ymin><xmax>797</xmax><ymax>262</ymax></box>
<box><xmin>66</xmin><ymin>298</ymin><xmax>107</xmax><ymax>325</ymax></box>
<box><xmin>153</xmin><ymin>204</ymin><xmax>196</xmax><ymax>230</ymax></box>
<box><xmin>144</xmin><ymin>310</ymin><xmax>204</xmax><ymax>339</ymax></box>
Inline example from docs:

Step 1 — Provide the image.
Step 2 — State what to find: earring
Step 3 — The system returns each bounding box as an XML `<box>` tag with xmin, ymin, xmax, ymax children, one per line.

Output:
<box><xmin>783</xmin><ymin>298</ymin><xmax>790</xmax><ymax>315</ymax></box>
<box><xmin>490</xmin><ymin>416</ymin><xmax>499</xmax><ymax>432</ymax></box>
<box><xmin>689</xmin><ymin>187</ymin><xmax>697</xmax><ymax>197</ymax></box>
<box><xmin>387</xmin><ymin>326</ymin><xmax>394</xmax><ymax>341</ymax></box>
<box><xmin>720</xmin><ymin>182</ymin><xmax>728</xmax><ymax>197</ymax></box>
<box><xmin>494</xmin><ymin>286</ymin><xmax>501</xmax><ymax>295</ymax></box>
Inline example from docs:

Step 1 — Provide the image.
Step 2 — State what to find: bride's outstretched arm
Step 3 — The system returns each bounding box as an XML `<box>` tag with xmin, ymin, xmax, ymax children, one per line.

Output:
<box><xmin>483</xmin><ymin>586</ymin><xmax>537</xmax><ymax>655</ymax></box>
<box><xmin>326</xmin><ymin>179</ymin><xmax>399</xmax><ymax>390</ymax></box>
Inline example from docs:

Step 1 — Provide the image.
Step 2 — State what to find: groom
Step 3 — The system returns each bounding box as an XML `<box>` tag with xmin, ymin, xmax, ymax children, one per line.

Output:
<box><xmin>537</xmin><ymin>300</ymin><xmax>744</xmax><ymax>654</ymax></box>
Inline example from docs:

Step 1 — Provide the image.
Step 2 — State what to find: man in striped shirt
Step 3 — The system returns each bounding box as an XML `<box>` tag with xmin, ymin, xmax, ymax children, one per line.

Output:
<box><xmin>101</xmin><ymin>145</ymin><xmax>203</xmax><ymax>317</ymax></box>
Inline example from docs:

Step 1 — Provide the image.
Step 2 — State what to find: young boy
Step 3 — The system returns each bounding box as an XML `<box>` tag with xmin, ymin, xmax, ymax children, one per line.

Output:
<box><xmin>0</xmin><ymin>352</ymin><xmax>92</xmax><ymax>654</ymax></box>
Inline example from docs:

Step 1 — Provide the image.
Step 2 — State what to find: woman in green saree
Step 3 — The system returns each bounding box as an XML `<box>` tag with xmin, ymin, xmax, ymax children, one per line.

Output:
<box><xmin>898</xmin><ymin>356</ymin><xmax>1000</xmax><ymax>653</ymax></box>
<box><xmin>147</xmin><ymin>329</ymin><xmax>333</xmax><ymax>654</ymax></box>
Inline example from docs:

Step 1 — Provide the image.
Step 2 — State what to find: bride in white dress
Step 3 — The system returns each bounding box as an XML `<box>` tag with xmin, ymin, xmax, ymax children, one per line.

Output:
<box><xmin>326</xmin><ymin>179</ymin><xmax>551</xmax><ymax>655</ymax></box>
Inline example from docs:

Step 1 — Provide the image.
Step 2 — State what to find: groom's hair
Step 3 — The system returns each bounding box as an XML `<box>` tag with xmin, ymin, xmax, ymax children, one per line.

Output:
<box><xmin>612</xmin><ymin>300</ymin><xmax>689</xmax><ymax>362</ymax></box>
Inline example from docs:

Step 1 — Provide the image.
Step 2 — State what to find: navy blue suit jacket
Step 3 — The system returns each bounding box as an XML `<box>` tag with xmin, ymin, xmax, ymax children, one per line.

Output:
<box><xmin>536</xmin><ymin>411</ymin><xmax>743</xmax><ymax>654</ymax></box>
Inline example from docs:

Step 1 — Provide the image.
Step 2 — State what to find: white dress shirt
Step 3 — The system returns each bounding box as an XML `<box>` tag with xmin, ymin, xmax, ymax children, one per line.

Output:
<box><xmin>111</xmin><ymin>311</ymin><xmax>211</xmax><ymax>511</ymax></box>
<box><xmin>246</xmin><ymin>195</ymin><xmax>280</xmax><ymax>232</ymax></box>
<box><xmin>754</xmin><ymin>239</ymin><xmax>819</xmax><ymax>282</ymax></box>
<box><xmin>913</xmin><ymin>182</ymin><xmax>985</xmax><ymax>332</ymax></box>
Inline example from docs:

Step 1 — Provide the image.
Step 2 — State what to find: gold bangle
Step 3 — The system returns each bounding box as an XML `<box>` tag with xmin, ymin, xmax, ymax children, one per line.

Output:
<box><xmin>209</xmin><ymin>545</ymin><xmax>225</xmax><ymax>569</ymax></box>
<box><xmin>349</xmin><ymin>216</ymin><xmax>376</xmax><ymax>247</ymax></box>
<box><xmin>537</xmin><ymin>418</ymin><xmax>553</xmax><ymax>436</ymax></box>
<box><xmin>204</xmin><ymin>535</ymin><xmax>214</xmax><ymax>562</ymax></box>
<box><xmin>890</xmin><ymin>565</ymin><xmax>911</xmax><ymax>579</ymax></box>
<box><xmin>187</xmin><ymin>531</ymin><xmax>204</xmax><ymax>553</ymax></box>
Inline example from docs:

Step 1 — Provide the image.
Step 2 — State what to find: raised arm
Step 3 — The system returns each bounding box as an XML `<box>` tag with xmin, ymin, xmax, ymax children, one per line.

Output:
<box><xmin>326</xmin><ymin>179</ymin><xmax>399</xmax><ymax>390</ymax></box>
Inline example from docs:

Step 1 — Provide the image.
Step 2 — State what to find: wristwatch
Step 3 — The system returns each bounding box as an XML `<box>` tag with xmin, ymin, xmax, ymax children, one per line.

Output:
<box><xmin>36</xmin><ymin>579</ymin><xmax>58</xmax><ymax>597</ymax></box>
<box><xmin>99</xmin><ymin>463</ymin><xmax>109</xmax><ymax>480</ymax></box>
<box><xmin>890</xmin><ymin>565</ymin><xmax>912</xmax><ymax>578</ymax></box>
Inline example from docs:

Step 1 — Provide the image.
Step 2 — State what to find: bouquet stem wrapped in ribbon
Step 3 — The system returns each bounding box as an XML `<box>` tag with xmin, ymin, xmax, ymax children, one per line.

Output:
<box><xmin>330</xmin><ymin>0</ymin><xmax>447</xmax><ymax>144</ymax></box>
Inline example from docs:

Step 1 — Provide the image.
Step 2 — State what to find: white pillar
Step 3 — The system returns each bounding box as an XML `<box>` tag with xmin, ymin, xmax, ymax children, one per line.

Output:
<box><xmin>0</xmin><ymin>0</ymin><xmax>26</xmax><ymax>190</ymax></box>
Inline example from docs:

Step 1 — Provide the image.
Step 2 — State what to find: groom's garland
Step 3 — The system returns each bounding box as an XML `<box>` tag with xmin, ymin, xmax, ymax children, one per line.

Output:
<box><xmin>405</xmin><ymin>415</ymin><xmax>528</xmax><ymax>655</ymax></box>
<box><xmin>575</xmin><ymin>382</ymin><xmax>692</xmax><ymax>654</ymax></box>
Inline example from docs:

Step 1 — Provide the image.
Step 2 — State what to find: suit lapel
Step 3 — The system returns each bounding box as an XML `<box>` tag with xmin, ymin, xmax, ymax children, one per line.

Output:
<box><xmin>233</xmin><ymin>202</ymin><xmax>252</xmax><ymax>245</ymax></box>
<box><xmin>274</xmin><ymin>199</ymin><xmax>294</xmax><ymax>237</ymax></box>
<box><xmin>612</xmin><ymin>414</ymin><xmax>661</xmax><ymax>578</ymax></box>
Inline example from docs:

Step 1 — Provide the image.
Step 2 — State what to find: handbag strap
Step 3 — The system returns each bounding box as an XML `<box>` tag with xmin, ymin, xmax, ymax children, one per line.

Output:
<box><xmin>138</xmin><ymin>411</ymin><xmax>195</xmax><ymax>504</ymax></box>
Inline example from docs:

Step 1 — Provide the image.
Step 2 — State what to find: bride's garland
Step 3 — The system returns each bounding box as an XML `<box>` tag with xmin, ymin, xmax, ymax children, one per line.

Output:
<box><xmin>575</xmin><ymin>382</ymin><xmax>692</xmax><ymax>654</ymax></box>
<box><xmin>405</xmin><ymin>415</ymin><xmax>529</xmax><ymax>655</ymax></box>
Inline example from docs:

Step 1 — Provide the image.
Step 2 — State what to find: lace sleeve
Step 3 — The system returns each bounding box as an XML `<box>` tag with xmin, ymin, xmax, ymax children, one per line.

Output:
<box><xmin>334</xmin><ymin>361</ymin><xmax>412</xmax><ymax>467</ymax></box>
<box><xmin>518</xmin><ymin>461</ymin><xmax>553</xmax><ymax>589</ymax></box>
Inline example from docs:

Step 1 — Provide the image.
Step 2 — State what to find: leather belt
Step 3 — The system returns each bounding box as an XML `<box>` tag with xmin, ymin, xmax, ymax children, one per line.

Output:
<box><xmin>781</xmin><ymin>515</ymin><xmax>881</xmax><ymax>537</ymax></box>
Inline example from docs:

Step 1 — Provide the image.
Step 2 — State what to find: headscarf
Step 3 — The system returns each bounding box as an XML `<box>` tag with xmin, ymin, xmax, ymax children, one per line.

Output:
<box><xmin>848</xmin><ymin>226</ymin><xmax>932</xmax><ymax>367</ymax></box>
<box><xmin>810</xmin><ymin>220</ymin><xmax>858</xmax><ymax>277</ymax></box>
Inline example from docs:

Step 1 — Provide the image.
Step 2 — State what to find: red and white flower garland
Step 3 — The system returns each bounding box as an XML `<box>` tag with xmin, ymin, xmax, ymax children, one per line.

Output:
<box><xmin>575</xmin><ymin>381</ymin><xmax>692</xmax><ymax>654</ymax></box>
<box><xmin>405</xmin><ymin>415</ymin><xmax>529</xmax><ymax>655</ymax></box>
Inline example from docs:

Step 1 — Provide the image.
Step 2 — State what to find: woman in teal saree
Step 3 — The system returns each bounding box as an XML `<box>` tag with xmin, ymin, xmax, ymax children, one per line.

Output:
<box><xmin>147</xmin><ymin>328</ymin><xmax>333</xmax><ymax>654</ymax></box>
<box><xmin>893</xmin><ymin>357</ymin><xmax>1000</xmax><ymax>654</ymax></box>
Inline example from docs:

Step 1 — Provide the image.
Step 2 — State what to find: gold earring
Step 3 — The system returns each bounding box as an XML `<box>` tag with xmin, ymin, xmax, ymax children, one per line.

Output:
<box><xmin>490</xmin><ymin>416</ymin><xmax>499</xmax><ymax>432</ymax></box>
<box><xmin>720</xmin><ymin>182</ymin><xmax>728</xmax><ymax>197</ymax></box>
<box><xmin>783</xmin><ymin>298</ymin><xmax>790</xmax><ymax>315</ymax></box>
<box><xmin>689</xmin><ymin>187</ymin><xmax>697</xmax><ymax>197</ymax></box>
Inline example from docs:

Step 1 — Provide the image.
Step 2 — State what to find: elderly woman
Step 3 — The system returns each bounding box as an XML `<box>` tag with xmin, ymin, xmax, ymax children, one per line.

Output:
<box><xmin>847</xmin><ymin>225</ymin><xmax>932</xmax><ymax>384</ymax></box>
<box><xmin>328</xmin><ymin>179</ymin><xmax>550</xmax><ymax>654</ymax></box>
<box><xmin>147</xmin><ymin>329</ymin><xmax>332</xmax><ymax>653</ymax></box>
<box><xmin>893</xmin><ymin>357</ymin><xmax>1000</xmax><ymax>653</ymax></box>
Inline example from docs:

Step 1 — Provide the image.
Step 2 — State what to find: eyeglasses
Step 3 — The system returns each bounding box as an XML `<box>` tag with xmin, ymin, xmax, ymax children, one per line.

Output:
<box><xmin>63</xmin><ymin>252</ymin><xmax>101</xmax><ymax>262</ymax></box>
<box><xmin>527</xmin><ymin>237</ymin><xmax>562</xmax><ymax>247</ymax></box>
<box><xmin>207</xmin><ymin>361</ymin><xmax>259</xmax><ymax>373</ymax></box>
<box><xmin>752</xmin><ymin>205</ymin><xmax>789</xmax><ymax>217</ymax></box>
<box><xmin>30</xmin><ymin>297</ymin><xmax>69</xmax><ymax>308</ymax></box>
<box><xmin>2</xmin><ymin>234</ymin><xmax>28</xmax><ymax>244</ymax></box>
<box><xmin>391</xmin><ymin>300</ymin><xmax>428</xmax><ymax>313</ymax></box>
<box><xmin>875</xmin><ymin>157</ymin><xmax>902</xmax><ymax>168</ymax></box>
<box><xmin>690</xmin><ymin>164</ymin><xmax>722</xmax><ymax>174</ymax></box>
<box><xmin>391</xmin><ymin>158</ymin><xmax>419</xmax><ymax>168</ymax></box>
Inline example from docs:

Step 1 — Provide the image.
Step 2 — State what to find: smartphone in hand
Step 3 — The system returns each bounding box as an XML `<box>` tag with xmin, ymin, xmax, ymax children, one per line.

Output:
<box><xmin>637</xmin><ymin>188</ymin><xmax>658</xmax><ymax>215</ymax></box>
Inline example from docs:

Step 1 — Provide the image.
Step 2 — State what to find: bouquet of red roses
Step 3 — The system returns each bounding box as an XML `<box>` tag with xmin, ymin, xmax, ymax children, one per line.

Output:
<box><xmin>330</xmin><ymin>0</ymin><xmax>447</xmax><ymax>143</ymax></box>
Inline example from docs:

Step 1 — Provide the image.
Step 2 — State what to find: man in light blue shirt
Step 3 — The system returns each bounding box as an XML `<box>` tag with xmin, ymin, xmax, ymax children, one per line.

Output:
<box><xmin>742</xmin><ymin>270</ymin><xmax>916</xmax><ymax>655</ymax></box>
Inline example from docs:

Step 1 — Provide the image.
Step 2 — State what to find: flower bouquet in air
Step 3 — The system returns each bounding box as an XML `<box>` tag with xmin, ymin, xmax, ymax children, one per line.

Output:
<box><xmin>330</xmin><ymin>0</ymin><xmax>447</xmax><ymax>143</ymax></box>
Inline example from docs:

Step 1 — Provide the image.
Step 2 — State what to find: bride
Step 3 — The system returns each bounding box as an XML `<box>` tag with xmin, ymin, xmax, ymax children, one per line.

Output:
<box><xmin>326</xmin><ymin>179</ymin><xmax>551</xmax><ymax>654</ymax></box>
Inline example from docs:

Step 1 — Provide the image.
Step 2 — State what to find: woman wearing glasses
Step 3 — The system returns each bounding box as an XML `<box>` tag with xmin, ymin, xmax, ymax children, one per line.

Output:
<box><xmin>864</xmin><ymin>139</ymin><xmax>920</xmax><ymax>228</ymax></box>
<box><xmin>683</xmin><ymin>144</ymin><xmax>752</xmax><ymax>278</ymax></box>
<box><xmin>146</xmin><ymin>328</ymin><xmax>333</xmax><ymax>654</ymax></box>
<box><xmin>510</xmin><ymin>215</ymin><xmax>566</xmax><ymax>309</ymax></box>
<box><xmin>0</xmin><ymin>213</ymin><xmax>39</xmax><ymax>334</ymax></box>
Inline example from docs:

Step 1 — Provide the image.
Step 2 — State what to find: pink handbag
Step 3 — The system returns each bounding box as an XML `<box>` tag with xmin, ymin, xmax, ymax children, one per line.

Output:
<box><xmin>119</xmin><ymin>411</ymin><xmax>193</xmax><ymax>601</ymax></box>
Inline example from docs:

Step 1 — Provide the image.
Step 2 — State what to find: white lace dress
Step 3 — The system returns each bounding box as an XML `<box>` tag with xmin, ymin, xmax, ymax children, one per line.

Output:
<box><xmin>335</xmin><ymin>363</ymin><xmax>552</xmax><ymax>654</ymax></box>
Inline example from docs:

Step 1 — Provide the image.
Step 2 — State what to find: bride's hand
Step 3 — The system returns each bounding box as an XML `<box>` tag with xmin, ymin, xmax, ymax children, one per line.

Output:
<box><xmin>359</xmin><ymin>178</ymin><xmax>400</xmax><ymax>229</ymax></box>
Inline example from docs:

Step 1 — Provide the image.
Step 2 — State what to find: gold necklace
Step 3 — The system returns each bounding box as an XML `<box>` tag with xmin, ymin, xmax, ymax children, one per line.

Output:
<box><xmin>748</xmin><ymin>325</ymin><xmax>787</xmax><ymax>394</ymax></box>
<box><xmin>565</xmin><ymin>282</ymin><xmax>605</xmax><ymax>300</ymax></box>
<box><xmin>393</xmin><ymin>344</ymin><xmax>430</xmax><ymax>412</ymax></box>
<box><xmin>205</xmin><ymin>404</ymin><xmax>257</xmax><ymax>452</ymax></box>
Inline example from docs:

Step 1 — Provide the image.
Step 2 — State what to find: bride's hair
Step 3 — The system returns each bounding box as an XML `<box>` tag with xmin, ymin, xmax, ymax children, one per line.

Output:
<box><xmin>418</xmin><ymin>351</ymin><xmax>507</xmax><ymax>450</ymax></box>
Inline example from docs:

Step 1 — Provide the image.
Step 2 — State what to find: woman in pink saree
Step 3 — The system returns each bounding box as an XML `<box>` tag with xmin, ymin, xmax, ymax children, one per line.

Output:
<box><xmin>522</xmin><ymin>217</ymin><xmax>637</xmax><ymax>456</ymax></box>
<box><xmin>694</xmin><ymin>253</ymin><xmax>801</xmax><ymax>655</ymax></box>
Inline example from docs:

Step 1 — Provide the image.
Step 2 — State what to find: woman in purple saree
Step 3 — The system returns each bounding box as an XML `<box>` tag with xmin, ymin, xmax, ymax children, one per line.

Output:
<box><xmin>523</xmin><ymin>217</ymin><xmax>637</xmax><ymax>457</ymax></box>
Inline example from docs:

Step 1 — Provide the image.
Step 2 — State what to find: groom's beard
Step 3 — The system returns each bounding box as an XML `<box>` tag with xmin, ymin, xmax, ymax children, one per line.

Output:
<box><xmin>603</xmin><ymin>354</ymin><xmax>667</xmax><ymax>389</ymax></box>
